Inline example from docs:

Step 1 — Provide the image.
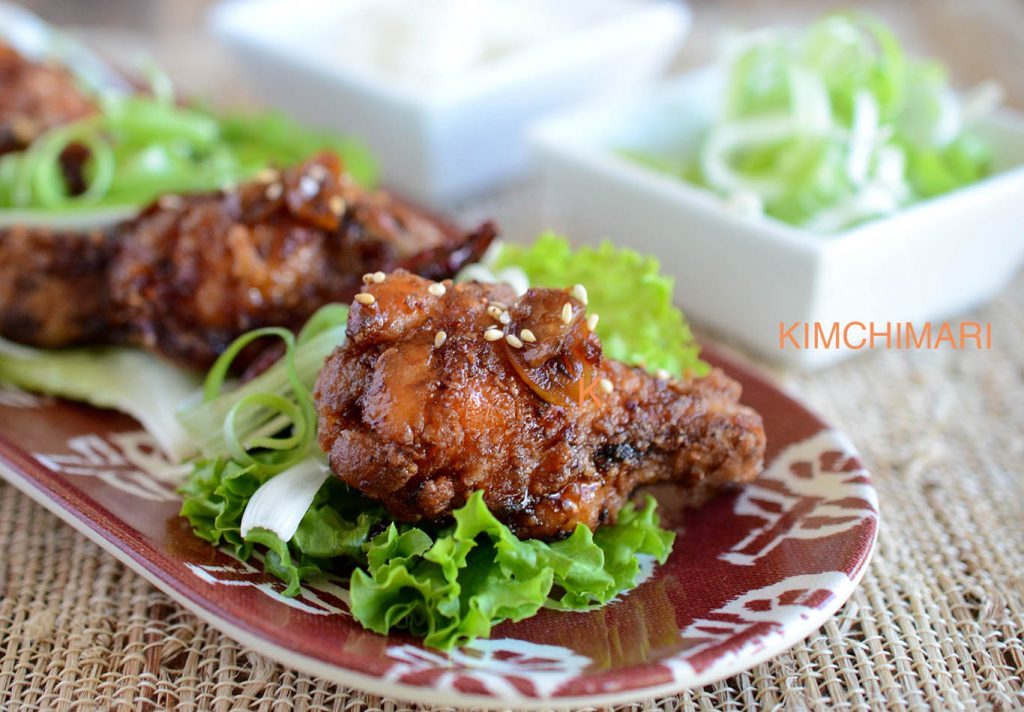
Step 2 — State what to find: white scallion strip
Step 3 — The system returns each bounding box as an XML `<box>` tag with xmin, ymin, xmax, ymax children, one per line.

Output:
<box><xmin>961</xmin><ymin>80</ymin><xmax>1004</xmax><ymax>125</ymax></box>
<box><xmin>847</xmin><ymin>90</ymin><xmax>880</xmax><ymax>186</ymax></box>
<box><xmin>240</xmin><ymin>457</ymin><xmax>331</xmax><ymax>542</ymax></box>
<box><xmin>788</xmin><ymin>66</ymin><xmax>832</xmax><ymax>134</ymax></box>
<box><xmin>700</xmin><ymin>116</ymin><xmax>798</xmax><ymax>201</ymax></box>
<box><xmin>455</xmin><ymin>242</ymin><xmax>530</xmax><ymax>295</ymax></box>
<box><xmin>176</xmin><ymin>324</ymin><xmax>346</xmax><ymax>459</ymax></box>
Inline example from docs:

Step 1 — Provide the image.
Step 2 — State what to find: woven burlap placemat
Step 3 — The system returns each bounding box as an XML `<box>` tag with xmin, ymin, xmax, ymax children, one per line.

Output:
<box><xmin>1</xmin><ymin>169</ymin><xmax>1022</xmax><ymax>711</ymax></box>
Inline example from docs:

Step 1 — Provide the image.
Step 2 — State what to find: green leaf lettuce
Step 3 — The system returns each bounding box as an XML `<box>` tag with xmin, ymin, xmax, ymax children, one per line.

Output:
<box><xmin>489</xmin><ymin>232</ymin><xmax>707</xmax><ymax>378</ymax></box>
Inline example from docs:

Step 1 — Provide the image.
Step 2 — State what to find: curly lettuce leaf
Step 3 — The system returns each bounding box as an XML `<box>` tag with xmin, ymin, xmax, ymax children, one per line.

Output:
<box><xmin>179</xmin><ymin>458</ymin><xmax>383</xmax><ymax>590</ymax></box>
<box><xmin>349</xmin><ymin>492</ymin><xmax>674</xmax><ymax>650</ymax></box>
<box><xmin>488</xmin><ymin>232</ymin><xmax>707</xmax><ymax>377</ymax></box>
<box><xmin>180</xmin><ymin>459</ymin><xmax>675</xmax><ymax>650</ymax></box>
<box><xmin>179</xmin><ymin>458</ymin><xmax>269</xmax><ymax>559</ymax></box>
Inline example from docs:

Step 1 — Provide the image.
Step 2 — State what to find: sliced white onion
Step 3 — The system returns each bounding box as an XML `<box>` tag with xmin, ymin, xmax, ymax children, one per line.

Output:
<box><xmin>932</xmin><ymin>91</ymin><xmax>963</xmax><ymax>148</ymax></box>
<box><xmin>240</xmin><ymin>457</ymin><xmax>332</xmax><ymax>542</ymax></box>
<box><xmin>847</xmin><ymin>90</ymin><xmax>880</xmax><ymax>186</ymax></box>
<box><xmin>496</xmin><ymin>266</ymin><xmax>529</xmax><ymax>296</ymax></box>
<box><xmin>788</xmin><ymin>66</ymin><xmax>832</xmax><ymax>135</ymax></box>
<box><xmin>961</xmin><ymin>80</ymin><xmax>1003</xmax><ymax>126</ymax></box>
<box><xmin>700</xmin><ymin>115</ymin><xmax>797</xmax><ymax>201</ymax></box>
<box><xmin>455</xmin><ymin>246</ymin><xmax>530</xmax><ymax>297</ymax></box>
<box><xmin>802</xmin><ymin>167</ymin><xmax>908</xmax><ymax>234</ymax></box>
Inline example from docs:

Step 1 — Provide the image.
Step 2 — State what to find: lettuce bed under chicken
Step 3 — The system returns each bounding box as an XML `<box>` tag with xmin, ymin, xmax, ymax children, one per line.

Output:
<box><xmin>177</xmin><ymin>235</ymin><xmax>695</xmax><ymax>650</ymax></box>
<box><xmin>183</xmin><ymin>466</ymin><xmax>672</xmax><ymax>650</ymax></box>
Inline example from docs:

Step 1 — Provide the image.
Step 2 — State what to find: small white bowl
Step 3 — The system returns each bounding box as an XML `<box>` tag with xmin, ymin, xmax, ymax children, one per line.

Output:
<box><xmin>530</xmin><ymin>69</ymin><xmax>1024</xmax><ymax>368</ymax></box>
<box><xmin>210</xmin><ymin>0</ymin><xmax>690</xmax><ymax>208</ymax></box>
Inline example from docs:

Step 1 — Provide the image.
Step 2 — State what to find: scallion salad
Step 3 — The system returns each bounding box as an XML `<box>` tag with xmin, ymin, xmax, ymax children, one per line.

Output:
<box><xmin>0</xmin><ymin>235</ymin><xmax>704</xmax><ymax>650</ymax></box>
<box><xmin>626</xmin><ymin>14</ymin><xmax>1000</xmax><ymax>233</ymax></box>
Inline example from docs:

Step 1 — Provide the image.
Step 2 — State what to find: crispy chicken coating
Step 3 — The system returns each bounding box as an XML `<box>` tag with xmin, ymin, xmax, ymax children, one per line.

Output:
<box><xmin>315</xmin><ymin>271</ymin><xmax>766</xmax><ymax>540</ymax></box>
<box><xmin>0</xmin><ymin>44</ymin><xmax>95</xmax><ymax>156</ymax></box>
<box><xmin>109</xmin><ymin>152</ymin><xmax>495</xmax><ymax>368</ymax></box>
<box><xmin>0</xmin><ymin>225</ymin><xmax>113</xmax><ymax>347</ymax></box>
<box><xmin>0</xmin><ymin>154</ymin><xmax>495</xmax><ymax>369</ymax></box>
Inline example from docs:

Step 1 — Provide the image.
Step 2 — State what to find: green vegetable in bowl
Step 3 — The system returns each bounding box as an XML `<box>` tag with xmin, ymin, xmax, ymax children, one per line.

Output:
<box><xmin>630</xmin><ymin>13</ymin><xmax>998</xmax><ymax>233</ymax></box>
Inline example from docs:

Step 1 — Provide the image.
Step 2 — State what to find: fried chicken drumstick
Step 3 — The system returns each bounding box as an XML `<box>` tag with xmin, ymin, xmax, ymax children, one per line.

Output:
<box><xmin>315</xmin><ymin>271</ymin><xmax>766</xmax><ymax>540</ymax></box>
<box><xmin>0</xmin><ymin>154</ymin><xmax>495</xmax><ymax>369</ymax></box>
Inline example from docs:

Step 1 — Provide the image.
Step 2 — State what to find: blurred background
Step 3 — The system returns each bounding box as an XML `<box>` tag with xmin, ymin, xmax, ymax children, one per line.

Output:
<box><xmin>14</xmin><ymin>0</ymin><xmax>1024</xmax><ymax>109</ymax></box>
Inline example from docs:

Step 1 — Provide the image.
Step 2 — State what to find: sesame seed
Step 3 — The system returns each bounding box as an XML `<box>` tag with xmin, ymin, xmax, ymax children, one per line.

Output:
<box><xmin>372</xmin><ymin>271</ymin><xmax>386</xmax><ymax>284</ymax></box>
<box><xmin>265</xmin><ymin>183</ymin><xmax>283</xmax><ymax>200</ymax></box>
<box><xmin>486</xmin><ymin>305</ymin><xmax>503</xmax><ymax>320</ymax></box>
<box><xmin>329</xmin><ymin>195</ymin><xmax>346</xmax><ymax>216</ymax></box>
<box><xmin>158</xmin><ymin>195</ymin><xmax>184</xmax><ymax>210</ymax></box>
<box><xmin>299</xmin><ymin>175</ymin><xmax>319</xmax><ymax>198</ymax></box>
<box><xmin>599</xmin><ymin>378</ymin><xmax>614</xmax><ymax>394</ymax></box>
<box><xmin>308</xmin><ymin>164</ymin><xmax>329</xmax><ymax>182</ymax></box>
<box><xmin>489</xmin><ymin>301</ymin><xmax>508</xmax><ymax>310</ymax></box>
<box><xmin>434</xmin><ymin>330</ymin><xmax>447</xmax><ymax>348</ymax></box>
<box><xmin>560</xmin><ymin>303</ymin><xmax>573</xmax><ymax>325</ymax></box>
<box><xmin>498</xmin><ymin>311</ymin><xmax>510</xmax><ymax>325</ymax></box>
<box><xmin>354</xmin><ymin>292</ymin><xmax>376</xmax><ymax>305</ymax></box>
<box><xmin>428</xmin><ymin>282</ymin><xmax>447</xmax><ymax>297</ymax></box>
<box><xmin>586</xmin><ymin>314</ymin><xmax>600</xmax><ymax>331</ymax></box>
<box><xmin>254</xmin><ymin>167</ymin><xmax>279</xmax><ymax>184</ymax></box>
<box><xmin>506</xmin><ymin>334</ymin><xmax>524</xmax><ymax>348</ymax></box>
<box><xmin>484</xmin><ymin>328</ymin><xmax>503</xmax><ymax>341</ymax></box>
<box><xmin>656</xmin><ymin>369</ymin><xmax>670</xmax><ymax>380</ymax></box>
<box><xmin>361</xmin><ymin>273</ymin><xmax>375</xmax><ymax>284</ymax></box>
<box><xmin>520</xmin><ymin>328</ymin><xmax>536</xmax><ymax>343</ymax></box>
<box><xmin>571</xmin><ymin>284</ymin><xmax>588</xmax><ymax>305</ymax></box>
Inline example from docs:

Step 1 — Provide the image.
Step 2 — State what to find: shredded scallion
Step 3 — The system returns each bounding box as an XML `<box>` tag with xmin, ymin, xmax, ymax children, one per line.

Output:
<box><xmin>0</xmin><ymin>93</ymin><xmax>376</xmax><ymax>213</ymax></box>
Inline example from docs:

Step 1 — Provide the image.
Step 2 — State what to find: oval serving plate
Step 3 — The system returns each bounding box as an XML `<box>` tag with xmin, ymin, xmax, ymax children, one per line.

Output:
<box><xmin>0</xmin><ymin>346</ymin><xmax>877</xmax><ymax>709</ymax></box>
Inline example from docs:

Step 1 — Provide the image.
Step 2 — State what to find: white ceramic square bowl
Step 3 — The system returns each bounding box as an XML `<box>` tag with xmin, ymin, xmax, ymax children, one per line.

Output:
<box><xmin>530</xmin><ymin>69</ymin><xmax>1024</xmax><ymax>368</ymax></box>
<box><xmin>209</xmin><ymin>0</ymin><xmax>690</xmax><ymax>208</ymax></box>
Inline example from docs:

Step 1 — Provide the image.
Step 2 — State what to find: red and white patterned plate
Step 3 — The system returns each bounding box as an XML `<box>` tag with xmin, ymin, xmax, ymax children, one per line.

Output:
<box><xmin>0</xmin><ymin>347</ymin><xmax>877</xmax><ymax>708</ymax></box>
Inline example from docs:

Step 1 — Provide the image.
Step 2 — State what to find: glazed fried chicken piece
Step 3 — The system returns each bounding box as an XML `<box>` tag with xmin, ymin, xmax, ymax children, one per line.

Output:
<box><xmin>315</xmin><ymin>271</ymin><xmax>766</xmax><ymax>540</ymax></box>
<box><xmin>0</xmin><ymin>153</ymin><xmax>495</xmax><ymax>369</ymax></box>
<box><xmin>0</xmin><ymin>44</ymin><xmax>96</xmax><ymax>156</ymax></box>
<box><xmin>0</xmin><ymin>225</ymin><xmax>113</xmax><ymax>347</ymax></box>
<box><xmin>109</xmin><ymin>152</ymin><xmax>495</xmax><ymax>368</ymax></box>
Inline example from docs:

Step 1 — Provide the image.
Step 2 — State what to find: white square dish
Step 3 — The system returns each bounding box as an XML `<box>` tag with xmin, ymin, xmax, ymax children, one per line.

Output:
<box><xmin>209</xmin><ymin>0</ymin><xmax>690</xmax><ymax>208</ymax></box>
<box><xmin>530</xmin><ymin>69</ymin><xmax>1024</xmax><ymax>368</ymax></box>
